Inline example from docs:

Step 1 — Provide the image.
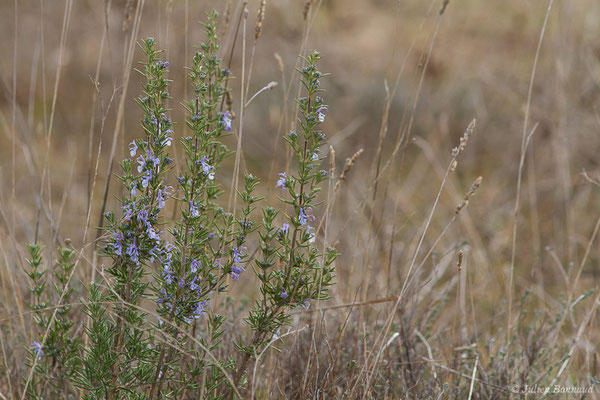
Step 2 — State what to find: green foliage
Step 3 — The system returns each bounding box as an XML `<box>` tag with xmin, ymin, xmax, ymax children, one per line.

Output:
<box><xmin>24</xmin><ymin>244</ymin><xmax>79</xmax><ymax>398</ymax></box>
<box><xmin>21</xmin><ymin>10</ymin><xmax>335</xmax><ymax>400</ymax></box>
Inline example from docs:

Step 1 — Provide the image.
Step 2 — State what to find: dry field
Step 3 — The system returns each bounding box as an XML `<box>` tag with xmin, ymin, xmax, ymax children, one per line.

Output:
<box><xmin>1</xmin><ymin>0</ymin><xmax>600</xmax><ymax>398</ymax></box>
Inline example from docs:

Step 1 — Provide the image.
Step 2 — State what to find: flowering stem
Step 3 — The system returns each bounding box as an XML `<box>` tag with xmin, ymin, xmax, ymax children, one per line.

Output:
<box><xmin>285</xmin><ymin>139</ymin><xmax>308</xmax><ymax>286</ymax></box>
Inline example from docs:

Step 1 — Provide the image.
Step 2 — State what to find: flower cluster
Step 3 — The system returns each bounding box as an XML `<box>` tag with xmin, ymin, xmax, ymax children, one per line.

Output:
<box><xmin>276</xmin><ymin>172</ymin><xmax>288</xmax><ymax>191</ymax></box>
<box><xmin>230</xmin><ymin>246</ymin><xmax>247</xmax><ymax>280</ymax></box>
<box><xmin>219</xmin><ymin>110</ymin><xmax>233</xmax><ymax>131</ymax></box>
<box><xmin>89</xmin><ymin>37</ymin><xmax>175</xmax><ymax>397</ymax></box>
<box><xmin>156</xmin><ymin>266</ymin><xmax>207</xmax><ymax>325</ymax></box>
<box><xmin>31</xmin><ymin>341</ymin><xmax>43</xmax><ymax>360</ymax></box>
<box><xmin>147</xmin><ymin>13</ymin><xmax>259</xmax><ymax>398</ymax></box>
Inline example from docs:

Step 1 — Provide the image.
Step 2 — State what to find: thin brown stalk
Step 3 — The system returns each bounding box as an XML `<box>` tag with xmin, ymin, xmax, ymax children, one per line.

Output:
<box><xmin>227</xmin><ymin>3</ymin><xmax>248</xmax><ymax>217</ymax></box>
<box><xmin>87</xmin><ymin>0</ymin><xmax>112</xmax><ymax>212</ymax></box>
<box><xmin>11</xmin><ymin>0</ymin><xmax>18</xmax><ymax>249</ymax></box>
<box><xmin>36</xmin><ymin>0</ymin><xmax>73</xmax><ymax>242</ymax></box>
<box><xmin>507</xmin><ymin>0</ymin><xmax>554</xmax><ymax>351</ymax></box>
<box><xmin>94</xmin><ymin>0</ymin><xmax>145</xmax><ymax>259</ymax></box>
<box><xmin>244</xmin><ymin>0</ymin><xmax>267</xmax><ymax>101</ymax></box>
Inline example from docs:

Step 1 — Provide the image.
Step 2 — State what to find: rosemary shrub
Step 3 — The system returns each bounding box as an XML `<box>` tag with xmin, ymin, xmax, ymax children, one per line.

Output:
<box><xmin>22</xmin><ymin>11</ymin><xmax>336</xmax><ymax>399</ymax></box>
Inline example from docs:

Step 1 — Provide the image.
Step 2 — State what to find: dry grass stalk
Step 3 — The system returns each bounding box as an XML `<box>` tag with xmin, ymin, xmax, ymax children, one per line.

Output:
<box><xmin>244</xmin><ymin>0</ymin><xmax>267</xmax><ymax>101</ymax></box>
<box><xmin>245</xmin><ymin>81</ymin><xmax>277</xmax><ymax>108</ymax></box>
<box><xmin>440</xmin><ymin>0</ymin><xmax>450</xmax><ymax>15</ymax></box>
<box><xmin>507</xmin><ymin>0</ymin><xmax>554</xmax><ymax>351</ymax></box>
<box><xmin>455</xmin><ymin>176</ymin><xmax>482</xmax><ymax>214</ymax></box>
<box><xmin>122</xmin><ymin>0</ymin><xmax>135</xmax><ymax>31</ymax></box>
<box><xmin>335</xmin><ymin>148</ymin><xmax>363</xmax><ymax>191</ymax></box>
<box><xmin>329</xmin><ymin>145</ymin><xmax>336</xmax><ymax>179</ymax></box>
<box><xmin>303</xmin><ymin>0</ymin><xmax>312</xmax><ymax>20</ymax></box>
<box><xmin>226</xmin><ymin>91</ymin><xmax>234</xmax><ymax>113</ymax></box>
<box><xmin>451</xmin><ymin>119</ymin><xmax>476</xmax><ymax>170</ymax></box>
<box><xmin>274</xmin><ymin>52</ymin><xmax>284</xmax><ymax>73</ymax></box>
<box><xmin>457</xmin><ymin>250</ymin><xmax>464</xmax><ymax>272</ymax></box>
<box><xmin>255</xmin><ymin>0</ymin><xmax>266</xmax><ymax>40</ymax></box>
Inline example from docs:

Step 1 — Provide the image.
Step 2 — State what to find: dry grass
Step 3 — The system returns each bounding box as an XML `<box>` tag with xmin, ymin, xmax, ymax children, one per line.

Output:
<box><xmin>2</xmin><ymin>0</ymin><xmax>600</xmax><ymax>398</ymax></box>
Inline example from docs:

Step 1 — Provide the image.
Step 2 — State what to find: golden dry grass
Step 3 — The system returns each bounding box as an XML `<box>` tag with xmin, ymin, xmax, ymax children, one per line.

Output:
<box><xmin>2</xmin><ymin>0</ymin><xmax>600</xmax><ymax>398</ymax></box>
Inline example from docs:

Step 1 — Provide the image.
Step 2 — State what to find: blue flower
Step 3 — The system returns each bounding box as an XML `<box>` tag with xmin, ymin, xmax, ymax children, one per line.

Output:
<box><xmin>281</xmin><ymin>223</ymin><xmax>289</xmax><ymax>234</ymax></box>
<box><xmin>316</xmin><ymin>106</ymin><xmax>327</xmax><ymax>122</ymax></box>
<box><xmin>149</xmin><ymin>151</ymin><xmax>160</xmax><ymax>166</ymax></box>
<box><xmin>157</xmin><ymin>289</ymin><xmax>169</xmax><ymax>304</ymax></box>
<box><xmin>137</xmin><ymin>150</ymin><xmax>160</xmax><ymax>174</ymax></box>
<box><xmin>276</xmin><ymin>172</ymin><xmax>287</xmax><ymax>191</ymax></box>
<box><xmin>149</xmin><ymin>245</ymin><xmax>161</xmax><ymax>262</ymax></box>
<box><xmin>200</xmin><ymin>157</ymin><xmax>210</xmax><ymax>174</ymax></box>
<box><xmin>129</xmin><ymin>140</ymin><xmax>138</xmax><ymax>157</ymax></box>
<box><xmin>301</xmin><ymin>300</ymin><xmax>310</xmax><ymax>311</ymax></box>
<box><xmin>272</xmin><ymin>329</ymin><xmax>281</xmax><ymax>340</ymax></box>
<box><xmin>189</xmin><ymin>276</ymin><xmax>200</xmax><ymax>292</ymax></box>
<box><xmin>161</xmin><ymin>130</ymin><xmax>173</xmax><ymax>147</ymax></box>
<box><xmin>113</xmin><ymin>233</ymin><xmax>124</xmax><ymax>256</ymax></box>
<box><xmin>31</xmin><ymin>341</ymin><xmax>43</xmax><ymax>359</ymax></box>
<box><xmin>156</xmin><ymin>186</ymin><xmax>173</xmax><ymax>210</ymax></box>
<box><xmin>147</xmin><ymin>225</ymin><xmax>160</xmax><ymax>241</ymax></box>
<box><xmin>190</xmin><ymin>259</ymin><xmax>201</xmax><ymax>273</ymax></box>
<box><xmin>200</xmin><ymin>157</ymin><xmax>215</xmax><ymax>180</ymax></box>
<box><xmin>299</xmin><ymin>207</ymin><xmax>315</xmax><ymax>226</ymax></box>
<box><xmin>230</xmin><ymin>265</ymin><xmax>245</xmax><ymax>281</ymax></box>
<box><xmin>137</xmin><ymin>155</ymin><xmax>145</xmax><ymax>173</ymax></box>
<box><xmin>141</xmin><ymin>171</ymin><xmax>152</xmax><ymax>188</ymax></box>
<box><xmin>163</xmin><ymin>266</ymin><xmax>174</xmax><ymax>285</ymax></box>
<box><xmin>280</xmin><ymin>291</ymin><xmax>288</xmax><ymax>299</ymax></box>
<box><xmin>164</xmin><ymin>242</ymin><xmax>176</xmax><ymax>254</ymax></box>
<box><xmin>122</xmin><ymin>202</ymin><xmax>136</xmax><ymax>221</ymax></box>
<box><xmin>219</xmin><ymin>110</ymin><xmax>232</xmax><ymax>131</ymax></box>
<box><xmin>232</xmin><ymin>247</ymin><xmax>246</xmax><ymax>264</ymax></box>
<box><xmin>230</xmin><ymin>247</ymin><xmax>246</xmax><ymax>280</ymax></box>
<box><xmin>305</xmin><ymin>226</ymin><xmax>316</xmax><ymax>244</ymax></box>
<box><xmin>193</xmin><ymin>301</ymin><xmax>206</xmax><ymax>318</ymax></box>
<box><xmin>126</xmin><ymin>239</ymin><xmax>139</xmax><ymax>264</ymax></box>
<box><xmin>138</xmin><ymin>209</ymin><xmax>149</xmax><ymax>224</ymax></box>
<box><xmin>189</xmin><ymin>201</ymin><xmax>200</xmax><ymax>218</ymax></box>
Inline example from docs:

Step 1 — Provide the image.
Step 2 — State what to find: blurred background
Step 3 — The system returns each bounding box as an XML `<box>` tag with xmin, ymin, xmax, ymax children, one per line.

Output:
<box><xmin>2</xmin><ymin>0</ymin><xmax>600</xmax><ymax>396</ymax></box>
